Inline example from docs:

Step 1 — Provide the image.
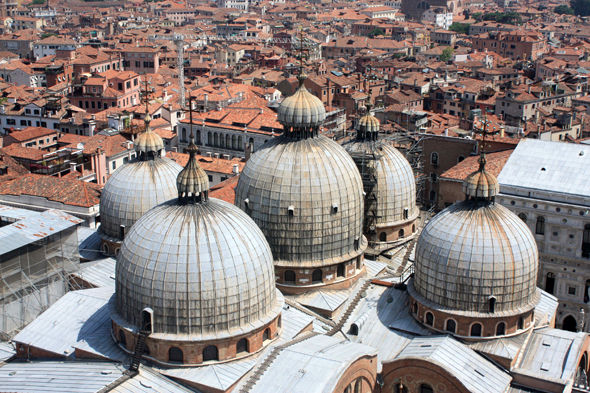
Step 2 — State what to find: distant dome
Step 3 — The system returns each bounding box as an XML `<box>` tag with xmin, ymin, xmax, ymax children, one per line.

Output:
<box><xmin>277</xmin><ymin>72</ymin><xmax>326</xmax><ymax>130</ymax></box>
<box><xmin>344</xmin><ymin>142</ymin><xmax>417</xmax><ymax>228</ymax></box>
<box><xmin>413</xmin><ymin>159</ymin><xmax>539</xmax><ymax>314</ymax></box>
<box><xmin>357</xmin><ymin>110</ymin><xmax>380</xmax><ymax>136</ymax></box>
<box><xmin>236</xmin><ymin>136</ymin><xmax>365</xmax><ymax>265</ymax></box>
<box><xmin>115</xmin><ymin>198</ymin><xmax>281</xmax><ymax>339</ymax></box>
<box><xmin>99</xmin><ymin>158</ymin><xmax>182</xmax><ymax>240</ymax></box>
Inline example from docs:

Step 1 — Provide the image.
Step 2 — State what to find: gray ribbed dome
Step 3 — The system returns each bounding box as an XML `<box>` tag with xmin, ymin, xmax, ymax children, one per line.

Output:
<box><xmin>344</xmin><ymin>141</ymin><xmax>417</xmax><ymax>226</ymax></box>
<box><xmin>115</xmin><ymin>198</ymin><xmax>282</xmax><ymax>340</ymax></box>
<box><xmin>99</xmin><ymin>158</ymin><xmax>182</xmax><ymax>239</ymax></box>
<box><xmin>463</xmin><ymin>154</ymin><xmax>499</xmax><ymax>199</ymax></box>
<box><xmin>135</xmin><ymin>127</ymin><xmax>164</xmax><ymax>155</ymax></box>
<box><xmin>414</xmin><ymin>200</ymin><xmax>539</xmax><ymax>313</ymax></box>
<box><xmin>277</xmin><ymin>73</ymin><xmax>326</xmax><ymax>129</ymax></box>
<box><xmin>357</xmin><ymin>111</ymin><xmax>380</xmax><ymax>135</ymax></box>
<box><xmin>235</xmin><ymin>135</ymin><xmax>365</xmax><ymax>266</ymax></box>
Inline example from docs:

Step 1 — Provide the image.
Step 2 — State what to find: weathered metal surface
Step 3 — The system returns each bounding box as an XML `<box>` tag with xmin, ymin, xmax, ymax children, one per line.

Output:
<box><xmin>134</xmin><ymin>126</ymin><xmax>164</xmax><ymax>155</ymax></box>
<box><xmin>99</xmin><ymin>157</ymin><xmax>182</xmax><ymax>239</ymax></box>
<box><xmin>344</xmin><ymin>140</ymin><xmax>418</xmax><ymax>227</ymax></box>
<box><xmin>414</xmin><ymin>199</ymin><xmax>539</xmax><ymax>313</ymax></box>
<box><xmin>115</xmin><ymin>198</ymin><xmax>282</xmax><ymax>340</ymax></box>
<box><xmin>277</xmin><ymin>73</ymin><xmax>326</xmax><ymax>129</ymax></box>
<box><xmin>463</xmin><ymin>167</ymin><xmax>499</xmax><ymax>198</ymax></box>
<box><xmin>394</xmin><ymin>336</ymin><xmax>513</xmax><ymax>393</ymax></box>
<box><xmin>176</xmin><ymin>138</ymin><xmax>209</xmax><ymax>197</ymax></box>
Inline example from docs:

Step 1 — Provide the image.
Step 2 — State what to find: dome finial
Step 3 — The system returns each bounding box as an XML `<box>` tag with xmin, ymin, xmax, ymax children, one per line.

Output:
<box><xmin>355</xmin><ymin>101</ymin><xmax>379</xmax><ymax>141</ymax></box>
<box><xmin>134</xmin><ymin>74</ymin><xmax>164</xmax><ymax>159</ymax></box>
<box><xmin>463</xmin><ymin>113</ymin><xmax>499</xmax><ymax>200</ymax></box>
<box><xmin>176</xmin><ymin>130</ymin><xmax>209</xmax><ymax>204</ymax></box>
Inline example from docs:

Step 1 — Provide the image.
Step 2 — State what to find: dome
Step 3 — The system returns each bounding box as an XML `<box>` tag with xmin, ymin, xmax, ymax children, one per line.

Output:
<box><xmin>463</xmin><ymin>154</ymin><xmax>499</xmax><ymax>198</ymax></box>
<box><xmin>235</xmin><ymin>135</ymin><xmax>365</xmax><ymax>266</ymax></box>
<box><xmin>344</xmin><ymin>141</ymin><xmax>417</xmax><ymax>227</ymax></box>
<box><xmin>115</xmin><ymin>197</ymin><xmax>282</xmax><ymax>340</ymax></box>
<box><xmin>99</xmin><ymin>158</ymin><xmax>182</xmax><ymax>239</ymax></box>
<box><xmin>134</xmin><ymin>127</ymin><xmax>164</xmax><ymax>155</ymax></box>
<box><xmin>176</xmin><ymin>136</ymin><xmax>209</xmax><ymax>197</ymax></box>
<box><xmin>277</xmin><ymin>72</ymin><xmax>326</xmax><ymax>129</ymax></box>
<box><xmin>413</xmin><ymin>161</ymin><xmax>539</xmax><ymax>314</ymax></box>
<box><xmin>357</xmin><ymin>113</ymin><xmax>380</xmax><ymax>133</ymax></box>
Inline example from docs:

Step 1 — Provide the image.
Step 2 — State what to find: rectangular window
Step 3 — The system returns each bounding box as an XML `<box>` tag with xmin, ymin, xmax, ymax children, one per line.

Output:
<box><xmin>25</xmin><ymin>109</ymin><xmax>31</xmax><ymax>114</ymax></box>
<box><xmin>569</xmin><ymin>287</ymin><xmax>576</xmax><ymax>295</ymax></box>
<box><xmin>118</xmin><ymin>83</ymin><xmax>123</xmax><ymax>90</ymax></box>
<box><xmin>143</xmin><ymin>61</ymin><xmax>149</xmax><ymax>68</ymax></box>
<box><xmin>135</xmin><ymin>61</ymin><xmax>140</xmax><ymax>67</ymax></box>
<box><xmin>20</xmin><ymin>120</ymin><xmax>26</xmax><ymax>126</ymax></box>
<box><xmin>126</xmin><ymin>81</ymin><xmax>131</xmax><ymax>89</ymax></box>
<box><xmin>41</xmin><ymin>122</ymin><xmax>46</xmax><ymax>127</ymax></box>
<box><xmin>133</xmin><ymin>78</ymin><xmax>138</xmax><ymax>86</ymax></box>
<box><xmin>112</xmin><ymin>161</ymin><xmax>116</xmax><ymax>170</ymax></box>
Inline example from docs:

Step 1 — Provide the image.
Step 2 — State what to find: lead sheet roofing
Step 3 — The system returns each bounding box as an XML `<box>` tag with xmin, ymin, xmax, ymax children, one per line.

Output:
<box><xmin>498</xmin><ymin>138</ymin><xmax>590</xmax><ymax>198</ymax></box>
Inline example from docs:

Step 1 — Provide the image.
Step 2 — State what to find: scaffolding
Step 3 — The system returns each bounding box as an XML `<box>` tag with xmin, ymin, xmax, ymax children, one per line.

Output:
<box><xmin>0</xmin><ymin>210</ymin><xmax>83</xmax><ymax>339</ymax></box>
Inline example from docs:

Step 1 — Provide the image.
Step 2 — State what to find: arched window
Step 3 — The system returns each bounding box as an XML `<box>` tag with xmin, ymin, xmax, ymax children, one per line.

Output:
<box><xmin>219</xmin><ymin>133</ymin><xmax>225</xmax><ymax>148</ymax></box>
<box><xmin>278</xmin><ymin>315</ymin><xmax>282</xmax><ymax>329</ymax></box>
<box><xmin>496</xmin><ymin>322</ymin><xmax>506</xmax><ymax>336</ymax></box>
<box><xmin>457</xmin><ymin>155</ymin><xmax>465</xmax><ymax>163</ymax></box>
<box><xmin>399</xmin><ymin>229</ymin><xmax>404</xmax><ymax>238</ymax></box>
<box><xmin>380</xmin><ymin>232</ymin><xmax>387</xmax><ymax>242</ymax></box>
<box><xmin>563</xmin><ymin>315</ymin><xmax>578</xmax><ymax>332</ymax></box>
<box><xmin>203</xmin><ymin>345</ymin><xmax>218</xmax><ymax>361</ymax></box>
<box><xmin>181</xmin><ymin>128</ymin><xmax>186</xmax><ymax>142</ymax></box>
<box><xmin>337</xmin><ymin>263</ymin><xmax>345</xmax><ymax>278</ymax></box>
<box><xmin>583</xmin><ymin>224</ymin><xmax>590</xmax><ymax>258</ymax></box>
<box><xmin>207</xmin><ymin>131</ymin><xmax>212</xmax><ymax>145</ymax></box>
<box><xmin>263</xmin><ymin>328</ymin><xmax>271</xmax><ymax>342</ymax></box>
<box><xmin>546</xmin><ymin>272</ymin><xmax>555</xmax><ymax>295</ymax></box>
<box><xmin>118</xmin><ymin>330</ymin><xmax>126</xmax><ymax>346</ymax></box>
<box><xmin>232</xmin><ymin>135</ymin><xmax>237</xmax><ymax>149</ymax></box>
<box><xmin>169</xmin><ymin>347</ymin><xmax>183</xmax><ymax>363</ymax></box>
<box><xmin>226</xmin><ymin>134</ymin><xmax>231</xmax><ymax>148</ymax></box>
<box><xmin>425</xmin><ymin>312</ymin><xmax>434</xmax><ymax>326</ymax></box>
<box><xmin>102</xmin><ymin>243</ymin><xmax>109</xmax><ymax>254</ymax></box>
<box><xmin>445</xmin><ymin>319</ymin><xmax>456</xmax><ymax>334</ymax></box>
<box><xmin>196</xmin><ymin>130</ymin><xmax>201</xmax><ymax>144</ymax></box>
<box><xmin>236</xmin><ymin>338</ymin><xmax>248</xmax><ymax>354</ymax></box>
<box><xmin>284</xmin><ymin>270</ymin><xmax>296</xmax><ymax>284</ymax></box>
<box><xmin>214</xmin><ymin>133</ymin><xmax>219</xmax><ymax>147</ymax></box>
<box><xmin>141</xmin><ymin>309</ymin><xmax>152</xmax><ymax>332</ymax></box>
<box><xmin>518</xmin><ymin>317</ymin><xmax>524</xmax><ymax>330</ymax></box>
<box><xmin>413</xmin><ymin>302</ymin><xmax>418</xmax><ymax>315</ymax></box>
<box><xmin>470</xmin><ymin>323</ymin><xmax>482</xmax><ymax>337</ymax></box>
<box><xmin>353</xmin><ymin>378</ymin><xmax>362</xmax><ymax>393</ymax></box>
<box><xmin>536</xmin><ymin>216</ymin><xmax>545</xmax><ymax>235</ymax></box>
<box><xmin>518</xmin><ymin>213</ymin><xmax>527</xmax><ymax>222</ymax></box>
<box><xmin>420</xmin><ymin>384</ymin><xmax>434</xmax><ymax>393</ymax></box>
<box><xmin>238</xmin><ymin>136</ymin><xmax>243</xmax><ymax>150</ymax></box>
<box><xmin>430</xmin><ymin>152</ymin><xmax>439</xmax><ymax>165</ymax></box>
<box><xmin>312</xmin><ymin>269</ymin><xmax>323</xmax><ymax>283</ymax></box>
<box><xmin>489</xmin><ymin>296</ymin><xmax>496</xmax><ymax>313</ymax></box>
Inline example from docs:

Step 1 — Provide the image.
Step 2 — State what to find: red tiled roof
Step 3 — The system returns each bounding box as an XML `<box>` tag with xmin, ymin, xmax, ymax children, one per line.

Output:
<box><xmin>0</xmin><ymin>173</ymin><xmax>101</xmax><ymax>207</ymax></box>
<box><xmin>209</xmin><ymin>175</ymin><xmax>239</xmax><ymax>204</ymax></box>
<box><xmin>441</xmin><ymin>150</ymin><xmax>514</xmax><ymax>181</ymax></box>
<box><xmin>7</xmin><ymin>127</ymin><xmax>57</xmax><ymax>142</ymax></box>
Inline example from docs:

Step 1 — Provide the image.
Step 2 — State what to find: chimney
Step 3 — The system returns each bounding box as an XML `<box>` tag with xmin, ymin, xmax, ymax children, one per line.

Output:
<box><xmin>172</xmin><ymin>147</ymin><xmax>178</xmax><ymax>152</ymax></box>
<box><xmin>91</xmin><ymin>114</ymin><xmax>95</xmax><ymax>120</ymax></box>
<box><xmin>528</xmin><ymin>86</ymin><xmax>531</xmax><ymax>94</ymax></box>
<box><xmin>499</xmin><ymin>126</ymin><xmax>505</xmax><ymax>138</ymax></box>
<box><xmin>537</xmin><ymin>124</ymin><xmax>541</xmax><ymax>134</ymax></box>
<box><xmin>232</xmin><ymin>164</ymin><xmax>239</xmax><ymax>175</ymax></box>
<box><xmin>245</xmin><ymin>143</ymin><xmax>252</xmax><ymax>161</ymax></box>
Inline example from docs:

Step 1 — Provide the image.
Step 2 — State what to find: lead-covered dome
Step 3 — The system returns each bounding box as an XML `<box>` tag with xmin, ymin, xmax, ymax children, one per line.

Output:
<box><xmin>277</xmin><ymin>72</ymin><xmax>326</xmax><ymax>129</ymax></box>
<box><xmin>236</xmin><ymin>136</ymin><xmax>365</xmax><ymax>265</ymax></box>
<box><xmin>115</xmin><ymin>197</ymin><xmax>282</xmax><ymax>339</ymax></box>
<box><xmin>99</xmin><ymin>157</ymin><xmax>182</xmax><ymax>240</ymax></box>
<box><xmin>413</xmin><ymin>157</ymin><xmax>539</xmax><ymax>314</ymax></box>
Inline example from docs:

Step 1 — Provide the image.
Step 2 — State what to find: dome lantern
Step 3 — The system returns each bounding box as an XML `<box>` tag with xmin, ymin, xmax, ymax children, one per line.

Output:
<box><xmin>176</xmin><ymin>132</ymin><xmax>209</xmax><ymax>204</ymax></box>
<box><xmin>356</xmin><ymin>102</ymin><xmax>380</xmax><ymax>142</ymax></box>
<box><xmin>462</xmin><ymin>152</ymin><xmax>499</xmax><ymax>201</ymax></box>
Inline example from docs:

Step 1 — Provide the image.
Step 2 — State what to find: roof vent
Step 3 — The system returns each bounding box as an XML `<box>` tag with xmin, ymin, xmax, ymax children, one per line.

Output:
<box><xmin>580</xmin><ymin>151</ymin><xmax>585</xmax><ymax>156</ymax></box>
<box><xmin>541</xmin><ymin>167</ymin><xmax>546</xmax><ymax>171</ymax></box>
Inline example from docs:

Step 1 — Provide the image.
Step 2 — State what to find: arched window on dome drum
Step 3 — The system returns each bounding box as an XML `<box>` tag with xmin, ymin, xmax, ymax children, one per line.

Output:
<box><xmin>430</xmin><ymin>152</ymin><xmax>439</xmax><ymax>165</ymax></box>
<box><xmin>278</xmin><ymin>315</ymin><xmax>282</xmax><ymax>329</ymax></box>
<box><xmin>470</xmin><ymin>323</ymin><xmax>482</xmax><ymax>337</ymax></box>
<box><xmin>312</xmin><ymin>269</ymin><xmax>323</xmax><ymax>283</ymax></box>
<box><xmin>518</xmin><ymin>213</ymin><xmax>527</xmax><ymax>222</ymax></box>
<box><xmin>445</xmin><ymin>319</ymin><xmax>456</xmax><ymax>333</ymax></box>
<box><xmin>420</xmin><ymin>384</ymin><xmax>434</xmax><ymax>393</ymax></box>
<box><xmin>518</xmin><ymin>317</ymin><xmax>524</xmax><ymax>330</ymax></box>
<box><xmin>399</xmin><ymin>229</ymin><xmax>404</xmax><ymax>238</ymax></box>
<box><xmin>236</xmin><ymin>338</ymin><xmax>249</xmax><ymax>354</ymax></box>
<box><xmin>546</xmin><ymin>272</ymin><xmax>555</xmax><ymax>295</ymax></box>
<box><xmin>489</xmin><ymin>297</ymin><xmax>496</xmax><ymax>313</ymax></box>
<box><xmin>263</xmin><ymin>328</ymin><xmax>271</xmax><ymax>342</ymax></box>
<box><xmin>353</xmin><ymin>378</ymin><xmax>362</xmax><ymax>393</ymax></box>
<box><xmin>284</xmin><ymin>270</ymin><xmax>296</xmax><ymax>284</ymax></box>
<box><xmin>403</xmin><ymin>208</ymin><xmax>409</xmax><ymax>220</ymax></box>
<box><xmin>496</xmin><ymin>322</ymin><xmax>506</xmax><ymax>336</ymax></box>
<box><xmin>337</xmin><ymin>264</ymin><xmax>345</xmax><ymax>278</ymax></box>
<box><xmin>169</xmin><ymin>347</ymin><xmax>183</xmax><ymax>363</ymax></box>
<box><xmin>203</xmin><ymin>345</ymin><xmax>218</xmax><ymax>362</ymax></box>
<box><xmin>118</xmin><ymin>330</ymin><xmax>126</xmax><ymax>346</ymax></box>
<box><xmin>380</xmin><ymin>232</ymin><xmax>387</xmax><ymax>242</ymax></box>
<box><xmin>583</xmin><ymin>224</ymin><xmax>590</xmax><ymax>258</ymax></box>
<box><xmin>536</xmin><ymin>216</ymin><xmax>545</xmax><ymax>235</ymax></box>
<box><xmin>102</xmin><ymin>243</ymin><xmax>109</xmax><ymax>254</ymax></box>
<box><xmin>413</xmin><ymin>303</ymin><xmax>418</xmax><ymax>315</ymax></box>
<box><xmin>425</xmin><ymin>312</ymin><xmax>434</xmax><ymax>326</ymax></box>
<box><xmin>412</xmin><ymin>224</ymin><xmax>416</xmax><ymax>233</ymax></box>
